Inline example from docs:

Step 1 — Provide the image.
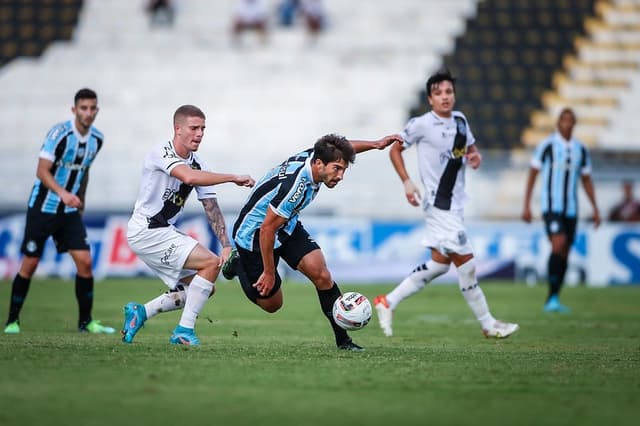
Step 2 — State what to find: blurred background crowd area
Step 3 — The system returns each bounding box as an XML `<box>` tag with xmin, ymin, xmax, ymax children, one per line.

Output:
<box><xmin>1</xmin><ymin>0</ymin><xmax>639</xmax><ymax>221</ymax></box>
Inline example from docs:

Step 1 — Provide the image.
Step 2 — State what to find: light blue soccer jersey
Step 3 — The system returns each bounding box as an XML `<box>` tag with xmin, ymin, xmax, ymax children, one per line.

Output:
<box><xmin>531</xmin><ymin>131</ymin><xmax>591</xmax><ymax>217</ymax></box>
<box><xmin>28</xmin><ymin>120</ymin><xmax>103</xmax><ymax>214</ymax></box>
<box><xmin>232</xmin><ymin>149</ymin><xmax>320</xmax><ymax>251</ymax></box>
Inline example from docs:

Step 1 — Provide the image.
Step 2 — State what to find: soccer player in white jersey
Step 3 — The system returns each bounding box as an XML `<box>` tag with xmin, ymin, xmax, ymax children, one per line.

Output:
<box><xmin>374</xmin><ymin>70</ymin><xmax>519</xmax><ymax>339</ymax></box>
<box><xmin>121</xmin><ymin>105</ymin><xmax>255</xmax><ymax>346</ymax></box>
<box><xmin>522</xmin><ymin>108</ymin><xmax>600</xmax><ymax>313</ymax></box>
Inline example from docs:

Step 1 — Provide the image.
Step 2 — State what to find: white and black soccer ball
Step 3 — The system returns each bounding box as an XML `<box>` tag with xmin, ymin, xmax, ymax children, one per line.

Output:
<box><xmin>332</xmin><ymin>292</ymin><xmax>372</xmax><ymax>331</ymax></box>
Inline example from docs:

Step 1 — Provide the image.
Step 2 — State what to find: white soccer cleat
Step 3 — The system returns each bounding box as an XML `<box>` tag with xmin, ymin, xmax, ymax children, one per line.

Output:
<box><xmin>374</xmin><ymin>295</ymin><xmax>393</xmax><ymax>337</ymax></box>
<box><xmin>483</xmin><ymin>320</ymin><xmax>519</xmax><ymax>339</ymax></box>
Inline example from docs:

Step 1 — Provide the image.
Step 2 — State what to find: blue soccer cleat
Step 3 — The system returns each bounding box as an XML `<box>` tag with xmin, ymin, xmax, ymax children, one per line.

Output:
<box><xmin>169</xmin><ymin>325</ymin><xmax>200</xmax><ymax>346</ymax></box>
<box><xmin>543</xmin><ymin>295</ymin><xmax>570</xmax><ymax>313</ymax></box>
<box><xmin>121</xmin><ymin>302</ymin><xmax>147</xmax><ymax>343</ymax></box>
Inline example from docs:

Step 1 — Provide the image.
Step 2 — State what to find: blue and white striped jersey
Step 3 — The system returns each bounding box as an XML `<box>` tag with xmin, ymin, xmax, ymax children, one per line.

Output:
<box><xmin>28</xmin><ymin>120</ymin><xmax>104</xmax><ymax>214</ymax></box>
<box><xmin>531</xmin><ymin>131</ymin><xmax>592</xmax><ymax>217</ymax></box>
<box><xmin>232</xmin><ymin>148</ymin><xmax>320</xmax><ymax>251</ymax></box>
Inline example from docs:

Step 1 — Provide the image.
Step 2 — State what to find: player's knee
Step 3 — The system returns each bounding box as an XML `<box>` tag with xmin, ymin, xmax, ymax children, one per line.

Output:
<box><xmin>75</xmin><ymin>258</ymin><xmax>93</xmax><ymax>276</ymax></box>
<box><xmin>199</xmin><ymin>255</ymin><xmax>221</xmax><ymax>281</ymax></box>
<box><xmin>257</xmin><ymin>298</ymin><xmax>282</xmax><ymax>313</ymax></box>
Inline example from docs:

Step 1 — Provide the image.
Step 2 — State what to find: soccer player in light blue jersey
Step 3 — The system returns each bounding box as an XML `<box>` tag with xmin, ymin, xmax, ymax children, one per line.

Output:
<box><xmin>522</xmin><ymin>108</ymin><xmax>601</xmax><ymax>312</ymax></box>
<box><xmin>4</xmin><ymin>88</ymin><xmax>115</xmax><ymax>335</ymax></box>
<box><xmin>222</xmin><ymin>133</ymin><xmax>400</xmax><ymax>351</ymax></box>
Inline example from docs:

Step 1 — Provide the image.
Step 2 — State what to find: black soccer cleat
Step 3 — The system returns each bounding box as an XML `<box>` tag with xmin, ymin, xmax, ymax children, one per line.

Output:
<box><xmin>221</xmin><ymin>248</ymin><xmax>239</xmax><ymax>280</ymax></box>
<box><xmin>338</xmin><ymin>340</ymin><xmax>365</xmax><ymax>352</ymax></box>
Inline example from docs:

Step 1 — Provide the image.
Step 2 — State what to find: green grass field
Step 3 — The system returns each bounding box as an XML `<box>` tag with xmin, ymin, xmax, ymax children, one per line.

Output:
<box><xmin>0</xmin><ymin>278</ymin><xmax>638</xmax><ymax>426</ymax></box>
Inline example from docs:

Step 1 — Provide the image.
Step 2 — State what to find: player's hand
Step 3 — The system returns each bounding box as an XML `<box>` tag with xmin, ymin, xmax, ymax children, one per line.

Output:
<box><xmin>375</xmin><ymin>134</ymin><xmax>403</xmax><ymax>150</ymax></box>
<box><xmin>403</xmin><ymin>179</ymin><xmax>421</xmax><ymax>207</ymax></box>
<box><xmin>465</xmin><ymin>151</ymin><xmax>482</xmax><ymax>169</ymax></box>
<box><xmin>61</xmin><ymin>191</ymin><xmax>83</xmax><ymax>209</ymax></box>
<box><xmin>253</xmin><ymin>272</ymin><xmax>275</xmax><ymax>297</ymax></box>
<box><xmin>219</xmin><ymin>246</ymin><xmax>232</xmax><ymax>267</ymax></box>
<box><xmin>521</xmin><ymin>207</ymin><xmax>532</xmax><ymax>223</ymax></box>
<box><xmin>234</xmin><ymin>175</ymin><xmax>255</xmax><ymax>188</ymax></box>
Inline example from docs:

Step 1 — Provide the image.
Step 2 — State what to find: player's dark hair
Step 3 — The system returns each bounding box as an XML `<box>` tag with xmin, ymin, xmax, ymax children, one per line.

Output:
<box><xmin>559</xmin><ymin>107</ymin><xmax>576</xmax><ymax>122</ymax></box>
<box><xmin>313</xmin><ymin>134</ymin><xmax>356</xmax><ymax>165</ymax></box>
<box><xmin>426</xmin><ymin>69</ymin><xmax>456</xmax><ymax>97</ymax></box>
<box><xmin>173</xmin><ymin>104</ymin><xmax>206</xmax><ymax>124</ymax></box>
<box><xmin>74</xmin><ymin>88</ymin><xmax>97</xmax><ymax>104</ymax></box>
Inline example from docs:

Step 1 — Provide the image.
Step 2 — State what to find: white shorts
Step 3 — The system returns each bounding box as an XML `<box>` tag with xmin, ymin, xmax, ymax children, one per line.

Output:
<box><xmin>127</xmin><ymin>224</ymin><xmax>198</xmax><ymax>289</ymax></box>
<box><xmin>421</xmin><ymin>205</ymin><xmax>474</xmax><ymax>256</ymax></box>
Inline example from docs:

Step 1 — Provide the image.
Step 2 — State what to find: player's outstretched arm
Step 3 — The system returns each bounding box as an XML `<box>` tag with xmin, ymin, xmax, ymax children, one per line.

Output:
<box><xmin>171</xmin><ymin>164</ymin><xmax>255</xmax><ymax>187</ymax></box>
<box><xmin>349</xmin><ymin>134</ymin><xmax>403</xmax><ymax>154</ymax></box>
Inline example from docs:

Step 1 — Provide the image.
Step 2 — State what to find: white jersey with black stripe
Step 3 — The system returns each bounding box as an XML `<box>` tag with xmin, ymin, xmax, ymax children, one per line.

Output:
<box><xmin>400</xmin><ymin>110</ymin><xmax>476</xmax><ymax>211</ymax></box>
<box><xmin>128</xmin><ymin>140</ymin><xmax>217</xmax><ymax>233</ymax></box>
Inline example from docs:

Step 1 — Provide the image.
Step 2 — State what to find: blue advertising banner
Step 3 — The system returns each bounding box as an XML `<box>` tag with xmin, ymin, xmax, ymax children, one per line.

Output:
<box><xmin>0</xmin><ymin>213</ymin><xmax>638</xmax><ymax>286</ymax></box>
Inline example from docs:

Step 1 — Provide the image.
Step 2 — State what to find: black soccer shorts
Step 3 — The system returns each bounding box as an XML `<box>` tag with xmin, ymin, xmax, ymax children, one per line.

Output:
<box><xmin>20</xmin><ymin>209</ymin><xmax>90</xmax><ymax>257</ymax></box>
<box><xmin>236</xmin><ymin>222</ymin><xmax>320</xmax><ymax>303</ymax></box>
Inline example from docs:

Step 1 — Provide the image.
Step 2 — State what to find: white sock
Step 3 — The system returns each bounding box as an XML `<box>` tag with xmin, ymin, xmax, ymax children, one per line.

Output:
<box><xmin>144</xmin><ymin>286</ymin><xmax>186</xmax><ymax>319</ymax></box>
<box><xmin>386</xmin><ymin>260</ymin><xmax>449</xmax><ymax>310</ymax></box>
<box><xmin>178</xmin><ymin>275</ymin><xmax>214</xmax><ymax>329</ymax></box>
<box><xmin>457</xmin><ymin>259</ymin><xmax>494</xmax><ymax>329</ymax></box>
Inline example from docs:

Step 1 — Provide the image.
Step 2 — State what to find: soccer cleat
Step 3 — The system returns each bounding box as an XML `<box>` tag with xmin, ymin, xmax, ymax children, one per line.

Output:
<box><xmin>81</xmin><ymin>320</ymin><xmax>116</xmax><ymax>334</ymax></box>
<box><xmin>121</xmin><ymin>302</ymin><xmax>147</xmax><ymax>343</ymax></box>
<box><xmin>374</xmin><ymin>295</ymin><xmax>393</xmax><ymax>337</ymax></box>
<box><xmin>169</xmin><ymin>325</ymin><xmax>200</xmax><ymax>346</ymax></box>
<box><xmin>543</xmin><ymin>295</ymin><xmax>570</xmax><ymax>313</ymax></box>
<box><xmin>483</xmin><ymin>320</ymin><xmax>519</xmax><ymax>339</ymax></box>
<box><xmin>338</xmin><ymin>340</ymin><xmax>365</xmax><ymax>352</ymax></box>
<box><xmin>221</xmin><ymin>248</ymin><xmax>239</xmax><ymax>280</ymax></box>
<box><xmin>4</xmin><ymin>321</ymin><xmax>20</xmax><ymax>334</ymax></box>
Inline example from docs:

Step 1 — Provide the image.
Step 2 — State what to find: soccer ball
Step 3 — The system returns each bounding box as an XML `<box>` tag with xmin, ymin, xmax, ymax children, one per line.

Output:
<box><xmin>332</xmin><ymin>292</ymin><xmax>372</xmax><ymax>331</ymax></box>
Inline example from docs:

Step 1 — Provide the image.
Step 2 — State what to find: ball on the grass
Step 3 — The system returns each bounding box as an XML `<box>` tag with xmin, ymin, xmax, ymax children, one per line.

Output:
<box><xmin>332</xmin><ymin>291</ymin><xmax>372</xmax><ymax>331</ymax></box>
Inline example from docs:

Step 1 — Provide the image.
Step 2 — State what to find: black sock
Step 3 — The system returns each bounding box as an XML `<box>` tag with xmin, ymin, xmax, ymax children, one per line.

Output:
<box><xmin>75</xmin><ymin>275</ymin><xmax>94</xmax><ymax>328</ymax></box>
<box><xmin>548</xmin><ymin>253</ymin><xmax>565</xmax><ymax>300</ymax></box>
<box><xmin>6</xmin><ymin>274</ymin><xmax>31</xmax><ymax>324</ymax></box>
<box><xmin>316</xmin><ymin>282</ymin><xmax>350</xmax><ymax>347</ymax></box>
<box><xmin>558</xmin><ymin>256</ymin><xmax>568</xmax><ymax>289</ymax></box>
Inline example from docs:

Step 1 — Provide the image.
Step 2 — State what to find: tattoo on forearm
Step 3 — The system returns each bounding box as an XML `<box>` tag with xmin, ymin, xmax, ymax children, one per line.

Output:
<box><xmin>202</xmin><ymin>198</ymin><xmax>231</xmax><ymax>247</ymax></box>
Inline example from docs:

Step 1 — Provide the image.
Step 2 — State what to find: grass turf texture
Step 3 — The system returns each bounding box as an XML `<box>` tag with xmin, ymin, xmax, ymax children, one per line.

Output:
<box><xmin>0</xmin><ymin>278</ymin><xmax>638</xmax><ymax>426</ymax></box>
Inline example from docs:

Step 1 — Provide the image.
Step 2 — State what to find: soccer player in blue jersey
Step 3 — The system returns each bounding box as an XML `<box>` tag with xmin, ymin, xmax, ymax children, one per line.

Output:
<box><xmin>222</xmin><ymin>133</ymin><xmax>400</xmax><ymax>351</ymax></box>
<box><xmin>522</xmin><ymin>108</ymin><xmax>601</xmax><ymax>312</ymax></box>
<box><xmin>4</xmin><ymin>88</ymin><xmax>115</xmax><ymax>334</ymax></box>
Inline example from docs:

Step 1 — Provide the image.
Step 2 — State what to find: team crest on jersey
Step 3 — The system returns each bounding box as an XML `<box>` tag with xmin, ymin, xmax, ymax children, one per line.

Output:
<box><xmin>452</xmin><ymin>146</ymin><xmax>466</xmax><ymax>159</ymax></box>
